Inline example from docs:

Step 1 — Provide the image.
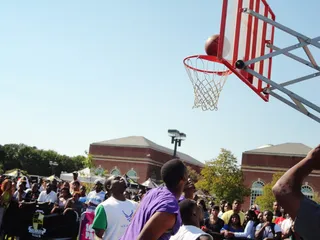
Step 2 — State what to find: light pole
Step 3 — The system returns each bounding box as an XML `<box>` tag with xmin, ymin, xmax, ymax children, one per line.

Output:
<box><xmin>168</xmin><ymin>129</ymin><xmax>186</xmax><ymax>158</ymax></box>
<box><xmin>49</xmin><ymin>161</ymin><xmax>58</xmax><ymax>175</ymax></box>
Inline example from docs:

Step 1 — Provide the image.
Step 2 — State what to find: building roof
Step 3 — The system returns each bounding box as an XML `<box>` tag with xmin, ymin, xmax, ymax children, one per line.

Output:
<box><xmin>244</xmin><ymin>143</ymin><xmax>312</xmax><ymax>157</ymax></box>
<box><xmin>91</xmin><ymin>136</ymin><xmax>204</xmax><ymax>167</ymax></box>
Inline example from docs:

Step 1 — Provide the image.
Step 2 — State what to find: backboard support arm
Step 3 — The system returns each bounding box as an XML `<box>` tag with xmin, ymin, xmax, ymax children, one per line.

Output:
<box><xmin>236</xmin><ymin>8</ymin><xmax>320</xmax><ymax>124</ymax></box>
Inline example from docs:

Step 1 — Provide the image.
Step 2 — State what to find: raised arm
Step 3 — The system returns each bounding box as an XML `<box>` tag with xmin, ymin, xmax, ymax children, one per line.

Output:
<box><xmin>137</xmin><ymin>212</ymin><xmax>176</xmax><ymax>240</ymax></box>
<box><xmin>272</xmin><ymin>145</ymin><xmax>320</xmax><ymax>219</ymax></box>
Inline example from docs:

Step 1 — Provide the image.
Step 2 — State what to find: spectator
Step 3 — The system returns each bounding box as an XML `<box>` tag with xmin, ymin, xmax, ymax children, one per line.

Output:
<box><xmin>203</xmin><ymin>205</ymin><xmax>224</xmax><ymax>240</ymax></box>
<box><xmin>79</xmin><ymin>185</ymin><xmax>87</xmax><ymax>203</ymax></box>
<box><xmin>272</xmin><ymin>145</ymin><xmax>320</xmax><ymax>240</ymax></box>
<box><xmin>13</xmin><ymin>181</ymin><xmax>26</xmax><ymax>202</ymax></box>
<box><xmin>137</xmin><ymin>188</ymin><xmax>146</xmax><ymax>202</ymax></box>
<box><xmin>223</xmin><ymin>202</ymin><xmax>232</xmax><ymax>214</ymax></box>
<box><xmin>227</xmin><ymin>210</ymin><xmax>258</xmax><ymax>239</ymax></box>
<box><xmin>0</xmin><ymin>179</ymin><xmax>13</xmax><ymax>228</ymax></box>
<box><xmin>37</xmin><ymin>183</ymin><xmax>57</xmax><ymax>203</ymax></box>
<box><xmin>257</xmin><ymin>212</ymin><xmax>264</xmax><ymax>224</ymax></box>
<box><xmin>179</xmin><ymin>178</ymin><xmax>196</xmax><ymax>202</ymax></box>
<box><xmin>86</xmin><ymin>179</ymin><xmax>105</xmax><ymax>211</ymax></box>
<box><xmin>71</xmin><ymin>180</ymin><xmax>80</xmax><ymax>194</ymax></box>
<box><xmin>51</xmin><ymin>187</ymin><xmax>71</xmax><ymax>213</ymax></box>
<box><xmin>221</xmin><ymin>199</ymin><xmax>246</xmax><ymax>225</ymax></box>
<box><xmin>273</xmin><ymin>202</ymin><xmax>281</xmax><ymax>221</ymax></box>
<box><xmin>25</xmin><ymin>183</ymin><xmax>40</xmax><ymax>202</ymax></box>
<box><xmin>64</xmin><ymin>191</ymin><xmax>86</xmax><ymax>216</ymax></box>
<box><xmin>120</xmin><ymin>159</ymin><xmax>188</xmax><ymax>240</ymax></box>
<box><xmin>61</xmin><ymin>181</ymin><xmax>70</xmax><ymax>190</ymax></box>
<box><xmin>218</xmin><ymin>200</ymin><xmax>226</xmax><ymax>218</ymax></box>
<box><xmin>220</xmin><ymin>213</ymin><xmax>244</xmax><ymax>237</ymax></box>
<box><xmin>255</xmin><ymin>210</ymin><xmax>281</xmax><ymax>240</ymax></box>
<box><xmin>92</xmin><ymin>175</ymin><xmax>138</xmax><ymax>240</ymax></box>
<box><xmin>198</xmin><ymin>199</ymin><xmax>210</xmax><ymax>220</ymax></box>
<box><xmin>70</xmin><ymin>172</ymin><xmax>80</xmax><ymax>192</ymax></box>
<box><xmin>274</xmin><ymin>207</ymin><xmax>286</xmax><ymax>225</ymax></box>
<box><xmin>170</xmin><ymin>199</ymin><xmax>213</xmax><ymax>240</ymax></box>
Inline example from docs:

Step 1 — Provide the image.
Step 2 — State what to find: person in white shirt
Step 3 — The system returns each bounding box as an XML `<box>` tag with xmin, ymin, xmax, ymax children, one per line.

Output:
<box><xmin>37</xmin><ymin>183</ymin><xmax>57</xmax><ymax>203</ymax></box>
<box><xmin>86</xmin><ymin>179</ymin><xmax>105</xmax><ymax>211</ymax></box>
<box><xmin>92</xmin><ymin>175</ymin><xmax>138</xmax><ymax>240</ymax></box>
<box><xmin>170</xmin><ymin>199</ymin><xmax>212</xmax><ymax>240</ymax></box>
<box><xmin>224</xmin><ymin>210</ymin><xmax>258</xmax><ymax>239</ymax></box>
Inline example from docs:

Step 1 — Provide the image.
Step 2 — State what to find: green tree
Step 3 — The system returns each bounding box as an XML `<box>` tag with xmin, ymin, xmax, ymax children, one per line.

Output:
<box><xmin>1</xmin><ymin>143</ymin><xmax>86</xmax><ymax>176</ymax></box>
<box><xmin>195</xmin><ymin>148</ymin><xmax>250</xmax><ymax>203</ymax></box>
<box><xmin>255</xmin><ymin>172</ymin><xmax>284</xmax><ymax>211</ymax></box>
<box><xmin>187</xmin><ymin>165</ymin><xmax>200</xmax><ymax>183</ymax></box>
<box><xmin>83</xmin><ymin>151</ymin><xmax>95</xmax><ymax>169</ymax></box>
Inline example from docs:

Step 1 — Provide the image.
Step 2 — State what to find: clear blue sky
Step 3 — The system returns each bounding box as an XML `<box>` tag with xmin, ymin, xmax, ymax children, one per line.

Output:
<box><xmin>1</xmin><ymin>0</ymin><xmax>320</xmax><ymax>163</ymax></box>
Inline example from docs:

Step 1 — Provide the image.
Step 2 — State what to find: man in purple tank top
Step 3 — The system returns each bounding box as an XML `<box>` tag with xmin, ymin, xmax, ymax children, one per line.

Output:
<box><xmin>120</xmin><ymin>159</ymin><xmax>188</xmax><ymax>240</ymax></box>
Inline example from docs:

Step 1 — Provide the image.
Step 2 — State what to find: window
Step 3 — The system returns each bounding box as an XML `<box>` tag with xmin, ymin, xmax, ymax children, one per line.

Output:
<box><xmin>127</xmin><ymin>168</ymin><xmax>137</xmax><ymax>179</ymax></box>
<box><xmin>250</xmin><ymin>180</ymin><xmax>264</xmax><ymax>206</ymax></box>
<box><xmin>301</xmin><ymin>185</ymin><xmax>314</xmax><ymax>199</ymax></box>
<box><xmin>110</xmin><ymin>167</ymin><xmax>121</xmax><ymax>176</ymax></box>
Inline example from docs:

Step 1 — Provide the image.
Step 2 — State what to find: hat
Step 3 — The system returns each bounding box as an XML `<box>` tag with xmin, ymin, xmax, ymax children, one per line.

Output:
<box><xmin>72</xmin><ymin>171</ymin><xmax>78</xmax><ymax>175</ymax></box>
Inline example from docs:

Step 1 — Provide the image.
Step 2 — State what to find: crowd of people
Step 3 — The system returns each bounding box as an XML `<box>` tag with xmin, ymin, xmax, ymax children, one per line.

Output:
<box><xmin>0</xmin><ymin>145</ymin><xmax>319</xmax><ymax>239</ymax></box>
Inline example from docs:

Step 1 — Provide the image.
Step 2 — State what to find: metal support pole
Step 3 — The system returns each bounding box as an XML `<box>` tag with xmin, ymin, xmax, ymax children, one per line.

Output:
<box><xmin>267</xmin><ymin>44</ymin><xmax>320</xmax><ymax>72</ymax></box>
<box><xmin>245</xmin><ymin>68</ymin><xmax>320</xmax><ymax>114</ymax></box>
<box><xmin>269</xmin><ymin>91</ymin><xmax>320</xmax><ymax>123</ymax></box>
<box><xmin>269</xmin><ymin>72</ymin><xmax>320</xmax><ymax>91</ymax></box>
<box><xmin>244</xmin><ymin>9</ymin><xmax>320</xmax><ymax>48</ymax></box>
<box><xmin>173</xmin><ymin>140</ymin><xmax>178</xmax><ymax>158</ymax></box>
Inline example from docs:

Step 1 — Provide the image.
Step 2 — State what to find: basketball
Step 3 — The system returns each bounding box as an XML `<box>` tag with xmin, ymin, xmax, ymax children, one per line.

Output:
<box><xmin>205</xmin><ymin>34</ymin><xmax>220</xmax><ymax>56</ymax></box>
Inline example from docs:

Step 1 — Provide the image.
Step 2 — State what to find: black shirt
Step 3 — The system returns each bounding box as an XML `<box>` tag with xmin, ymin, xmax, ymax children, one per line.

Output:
<box><xmin>205</xmin><ymin>217</ymin><xmax>224</xmax><ymax>233</ymax></box>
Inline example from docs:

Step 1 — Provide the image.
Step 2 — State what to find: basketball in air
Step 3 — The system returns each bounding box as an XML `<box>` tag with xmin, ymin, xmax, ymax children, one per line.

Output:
<box><xmin>205</xmin><ymin>34</ymin><xmax>220</xmax><ymax>56</ymax></box>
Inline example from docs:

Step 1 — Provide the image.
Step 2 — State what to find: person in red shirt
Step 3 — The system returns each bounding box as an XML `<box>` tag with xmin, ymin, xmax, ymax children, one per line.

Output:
<box><xmin>274</xmin><ymin>207</ymin><xmax>286</xmax><ymax>225</ymax></box>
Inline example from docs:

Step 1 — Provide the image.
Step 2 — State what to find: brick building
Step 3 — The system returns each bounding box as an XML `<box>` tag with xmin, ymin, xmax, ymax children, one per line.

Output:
<box><xmin>89</xmin><ymin>136</ymin><xmax>204</xmax><ymax>183</ymax></box>
<box><xmin>241</xmin><ymin>143</ymin><xmax>319</xmax><ymax>209</ymax></box>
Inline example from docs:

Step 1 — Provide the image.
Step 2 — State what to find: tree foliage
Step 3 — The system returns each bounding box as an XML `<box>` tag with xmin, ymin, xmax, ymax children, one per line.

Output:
<box><xmin>187</xmin><ymin>165</ymin><xmax>200</xmax><ymax>183</ymax></box>
<box><xmin>195</xmin><ymin>148</ymin><xmax>250</xmax><ymax>203</ymax></box>
<box><xmin>255</xmin><ymin>172</ymin><xmax>284</xmax><ymax>211</ymax></box>
<box><xmin>0</xmin><ymin>143</ymin><xmax>86</xmax><ymax>176</ymax></box>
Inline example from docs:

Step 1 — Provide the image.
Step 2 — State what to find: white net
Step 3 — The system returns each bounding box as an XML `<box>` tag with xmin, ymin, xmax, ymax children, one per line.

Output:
<box><xmin>184</xmin><ymin>56</ymin><xmax>231</xmax><ymax>111</ymax></box>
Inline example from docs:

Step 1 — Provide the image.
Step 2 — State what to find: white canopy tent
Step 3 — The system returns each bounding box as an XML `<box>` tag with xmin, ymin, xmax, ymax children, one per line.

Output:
<box><xmin>60</xmin><ymin>168</ymin><xmax>104</xmax><ymax>184</ymax></box>
<box><xmin>141</xmin><ymin>178</ymin><xmax>158</xmax><ymax>189</ymax></box>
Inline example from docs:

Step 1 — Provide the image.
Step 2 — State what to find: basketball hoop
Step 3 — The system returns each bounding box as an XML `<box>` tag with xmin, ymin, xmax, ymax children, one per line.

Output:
<box><xmin>183</xmin><ymin>55</ymin><xmax>232</xmax><ymax>111</ymax></box>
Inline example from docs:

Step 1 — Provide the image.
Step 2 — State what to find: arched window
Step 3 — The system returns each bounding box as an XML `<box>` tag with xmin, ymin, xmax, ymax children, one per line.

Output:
<box><xmin>110</xmin><ymin>167</ymin><xmax>121</xmax><ymax>176</ymax></box>
<box><xmin>301</xmin><ymin>184</ymin><xmax>314</xmax><ymax>199</ymax></box>
<box><xmin>250</xmin><ymin>180</ymin><xmax>264</xmax><ymax>206</ymax></box>
<box><xmin>127</xmin><ymin>168</ymin><xmax>137</xmax><ymax>179</ymax></box>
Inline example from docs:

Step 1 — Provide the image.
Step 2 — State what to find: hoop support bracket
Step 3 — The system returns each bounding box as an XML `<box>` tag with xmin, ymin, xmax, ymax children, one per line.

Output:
<box><xmin>239</xmin><ymin>8</ymin><xmax>320</xmax><ymax>123</ymax></box>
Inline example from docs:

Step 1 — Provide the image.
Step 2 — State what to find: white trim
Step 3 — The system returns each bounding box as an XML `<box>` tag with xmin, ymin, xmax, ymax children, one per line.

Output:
<box><xmin>91</xmin><ymin>143</ymin><xmax>204</xmax><ymax>167</ymax></box>
<box><xmin>92</xmin><ymin>155</ymin><xmax>163</xmax><ymax>167</ymax></box>
<box><xmin>243</xmin><ymin>151</ymin><xmax>307</xmax><ymax>157</ymax></box>
<box><xmin>242</xmin><ymin>168</ymin><xmax>320</xmax><ymax>177</ymax></box>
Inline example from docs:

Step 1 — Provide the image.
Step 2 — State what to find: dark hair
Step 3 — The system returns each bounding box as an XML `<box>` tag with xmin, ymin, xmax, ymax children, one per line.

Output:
<box><xmin>161</xmin><ymin>159</ymin><xmax>186</xmax><ymax>189</ymax></box>
<box><xmin>72</xmin><ymin>181</ymin><xmax>80</xmax><ymax>187</ymax></box>
<box><xmin>199</xmin><ymin>199</ymin><xmax>208</xmax><ymax>212</ymax></box>
<box><xmin>224</xmin><ymin>202</ymin><xmax>232</xmax><ymax>209</ymax></box>
<box><xmin>61</xmin><ymin>187</ymin><xmax>69</xmax><ymax>193</ymax></box>
<box><xmin>228</xmin><ymin>213</ymin><xmax>241</xmax><ymax>228</ymax></box>
<box><xmin>179</xmin><ymin>199</ymin><xmax>197</xmax><ymax>222</ymax></box>
<box><xmin>233</xmin><ymin>199</ymin><xmax>242</xmax><ymax>204</ymax></box>
<box><xmin>212</xmin><ymin>205</ymin><xmax>220</xmax><ymax>212</ymax></box>
<box><xmin>244</xmin><ymin>210</ymin><xmax>258</xmax><ymax>228</ymax></box>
